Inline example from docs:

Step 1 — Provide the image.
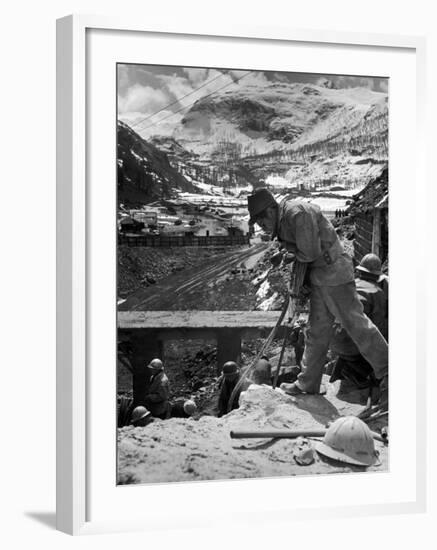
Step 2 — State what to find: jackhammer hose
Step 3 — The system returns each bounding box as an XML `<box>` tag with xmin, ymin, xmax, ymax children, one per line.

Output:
<box><xmin>227</xmin><ymin>296</ymin><xmax>290</xmax><ymax>412</ymax></box>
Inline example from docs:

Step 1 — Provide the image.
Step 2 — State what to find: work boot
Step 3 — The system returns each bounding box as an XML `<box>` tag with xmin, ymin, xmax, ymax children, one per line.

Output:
<box><xmin>280</xmin><ymin>382</ymin><xmax>304</xmax><ymax>395</ymax></box>
<box><xmin>281</xmin><ymin>382</ymin><xmax>327</xmax><ymax>396</ymax></box>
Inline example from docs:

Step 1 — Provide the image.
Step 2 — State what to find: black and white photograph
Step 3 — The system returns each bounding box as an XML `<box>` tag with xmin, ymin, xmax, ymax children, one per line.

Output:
<box><xmin>116</xmin><ymin>63</ymin><xmax>389</xmax><ymax>484</ymax></box>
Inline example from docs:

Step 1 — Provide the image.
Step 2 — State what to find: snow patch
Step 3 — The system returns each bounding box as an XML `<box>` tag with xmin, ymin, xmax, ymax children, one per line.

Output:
<box><xmin>258</xmin><ymin>292</ymin><xmax>279</xmax><ymax>311</ymax></box>
<box><xmin>256</xmin><ymin>279</ymin><xmax>271</xmax><ymax>300</ymax></box>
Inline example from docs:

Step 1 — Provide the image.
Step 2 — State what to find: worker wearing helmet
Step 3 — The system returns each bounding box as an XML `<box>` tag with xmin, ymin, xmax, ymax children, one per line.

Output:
<box><xmin>144</xmin><ymin>358</ymin><xmax>171</xmax><ymax>420</ymax></box>
<box><xmin>247</xmin><ymin>188</ymin><xmax>388</xmax><ymax>411</ymax></box>
<box><xmin>130</xmin><ymin>405</ymin><xmax>154</xmax><ymax>427</ymax></box>
<box><xmin>251</xmin><ymin>356</ymin><xmax>272</xmax><ymax>385</ymax></box>
<box><xmin>330</xmin><ymin>253</ymin><xmax>388</xmax><ymax>389</ymax></box>
<box><xmin>217</xmin><ymin>361</ymin><xmax>251</xmax><ymax>417</ymax></box>
<box><xmin>170</xmin><ymin>398</ymin><xmax>197</xmax><ymax>418</ymax></box>
<box><xmin>289</xmin><ymin>320</ymin><xmax>306</xmax><ymax>367</ymax></box>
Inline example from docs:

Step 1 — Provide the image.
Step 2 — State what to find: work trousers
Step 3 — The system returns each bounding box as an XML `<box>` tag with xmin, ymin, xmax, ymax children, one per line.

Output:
<box><xmin>297</xmin><ymin>282</ymin><xmax>388</xmax><ymax>393</ymax></box>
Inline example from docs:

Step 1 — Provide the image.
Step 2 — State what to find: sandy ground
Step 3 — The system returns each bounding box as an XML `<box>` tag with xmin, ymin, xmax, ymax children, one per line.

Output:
<box><xmin>118</xmin><ymin>380</ymin><xmax>388</xmax><ymax>484</ymax></box>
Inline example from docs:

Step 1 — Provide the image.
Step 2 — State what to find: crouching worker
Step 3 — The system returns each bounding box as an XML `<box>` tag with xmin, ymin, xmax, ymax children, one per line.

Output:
<box><xmin>170</xmin><ymin>398</ymin><xmax>197</xmax><ymax>418</ymax></box>
<box><xmin>252</xmin><ymin>356</ymin><xmax>272</xmax><ymax>385</ymax></box>
<box><xmin>131</xmin><ymin>405</ymin><xmax>154</xmax><ymax>427</ymax></box>
<box><xmin>329</xmin><ymin>253</ymin><xmax>388</xmax><ymax>392</ymax></box>
<box><xmin>144</xmin><ymin>358</ymin><xmax>171</xmax><ymax>420</ymax></box>
<box><xmin>217</xmin><ymin>361</ymin><xmax>251</xmax><ymax>417</ymax></box>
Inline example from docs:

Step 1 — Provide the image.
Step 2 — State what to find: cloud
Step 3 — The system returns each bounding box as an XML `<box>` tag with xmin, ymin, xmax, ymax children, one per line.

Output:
<box><xmin>226</xmin><ymin>70</ymin><xmax>269</xmax><ymax>86</ymax></box>
<box><xmin>315</xmin><ymin>77</ymin><xmax>334</xmax><ymax>88</ymax></box>
<box><xmin>182</xmin><ymin>67</ymin><xmax>209</xmax><ymax>86</ymax></box>
<box><xmin>120</xmin><ymin>109</ymin><xmax>183</xmax><ymax>138</ymax></box>
<box><xmin>118</xmin><ymin>84</ymin><xmax>169</xmax><ymax>115</ymax></box>
<box><xmin>117</xmin><ymin>65</ymin><xmax>130</xmax><ymax>93</ymax></box>
<box><xmin>272</xmin><ymin>72</ymin><xmax>292</xmax><ymax>83</ymax></box>
<box><xmin>157</xmin><ymin>70</ymin><xmax>237</xmax><ymax>110</ymax></box>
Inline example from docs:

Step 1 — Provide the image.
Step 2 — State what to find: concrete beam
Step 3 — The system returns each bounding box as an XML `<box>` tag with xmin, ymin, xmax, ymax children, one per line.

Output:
<box><xmin>118</xmin><ymin>310</ymin><xmax>281</xmax><ymax>330</ymax></box>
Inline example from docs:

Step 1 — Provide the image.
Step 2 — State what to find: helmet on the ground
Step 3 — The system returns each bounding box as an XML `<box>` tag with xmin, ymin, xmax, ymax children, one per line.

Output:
<box><xmin>183</xmin><ymin>399</ymin><xmax>197</xmax><ymax>416</ymax></box>
<box><xmin>248</xmin><ymin>188</ymin><xmax>277</xmax><ymax>224</ymax></box>
<box><xmin>356</xmin><ymin>254</ymin><xmax>382</xmax><ymax>277</ymax></box>
<box><xmin>148</xmin><ymin>358</ymin><xmax>163</xmax><ymax>370</ymax></box>
<box><xmin>315</xmin><ymin>416</ymin><xmax>378</xmax><ymax>467</ymax></box>
<box><xmin>222</xmin><ymin>361</ymin><xmax>239</xmax><ymax>376</ymax></box>
<box><xmin>131</xmin><ymin>406</ymin><xmax>151</xmax><ymax>424</ymax></box>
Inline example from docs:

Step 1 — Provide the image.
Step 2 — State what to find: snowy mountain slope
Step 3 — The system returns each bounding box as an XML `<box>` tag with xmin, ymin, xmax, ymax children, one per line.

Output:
<box><xmin>173</xmin><ymin>82</ymin><xmax>388</xmax><ymax>159</ymax></box>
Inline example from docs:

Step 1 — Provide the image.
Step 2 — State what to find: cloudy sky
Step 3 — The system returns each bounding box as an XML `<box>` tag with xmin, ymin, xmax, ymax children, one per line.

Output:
<box><xmin>118</xmin><ymin>63</ymin><xmax>388</xmax><ymax>138</ymax></box>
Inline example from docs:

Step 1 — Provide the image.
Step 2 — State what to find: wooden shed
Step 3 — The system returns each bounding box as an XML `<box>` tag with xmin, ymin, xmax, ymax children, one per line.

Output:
<box><xmin>119</xmin><ymin>216</ymin><xmax>145</xmax><ymax>233</ymax></box>
<box><xmin>347</xmin><ymin>167</ymin><xmax>388</xmax><ymax>263</ymax></box>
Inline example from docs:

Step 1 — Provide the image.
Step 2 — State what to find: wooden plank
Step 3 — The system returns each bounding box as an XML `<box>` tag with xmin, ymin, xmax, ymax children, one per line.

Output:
<box><xmin>118</xmin><ymin>310</ymin><xmax>282</xmax><ymax>329</ymax></box>
<box><xmin>354</xmin><ymin>239</ymin><xmax>371</xmax><ymax>252</ymax></box>
<box><xmin>355</xmin><ymin>237</ymin><xmax>372</xmax><ymax>250</ymax></box>
<box><xmin>356</xmin><ymin>217</ymin><xmax>374</xmax><ymax>232</ymax></box>
<box><xmin>355</xmin><ymin>226</ymin><xmax>373</xmax><ymax>241</ymax></box>
<box><xmin>372</xmin><ymin>208</ymin><xmax>381</xmax><ymax>257</ymax></box>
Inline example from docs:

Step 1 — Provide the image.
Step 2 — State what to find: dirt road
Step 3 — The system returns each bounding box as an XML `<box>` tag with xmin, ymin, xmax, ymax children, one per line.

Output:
<box><xmin>119</xmin><ymin>242</ymin><xmax>269</xmax><ymax>311</ymax></box>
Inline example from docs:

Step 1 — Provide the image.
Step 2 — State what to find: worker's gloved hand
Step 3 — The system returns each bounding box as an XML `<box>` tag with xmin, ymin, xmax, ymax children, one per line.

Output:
<box><xmin>282</xmin><ymin>252</ymin><xmax>295</xmax><ymax>265</ymax></box>
<box><xmin>270</xmin><ymin>250</ymin><xmax>284</xmax><ymax>267</ymax></box>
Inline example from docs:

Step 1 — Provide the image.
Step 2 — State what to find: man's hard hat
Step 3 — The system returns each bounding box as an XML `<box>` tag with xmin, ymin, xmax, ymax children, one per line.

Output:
<box><xmin>183</xmin><ymin>399</ymin><xmax>197</xmax><ymax>416</ymax></box>
<box><xmin>356</xmin><ymin>253</ymin><xmax>382</xmax><ymax>277</ymax></box>
<box><xmin>315</xmin><ymin>416</ymin><xmax>378</xmax><ymax>467</ymax></box>
<box><xmin>247</xmin><ymin>188</ymin><xmax>277</xmax><ymax>224</ymax></box>
<box><xmin>148</xmin><ymin>358</ymin><xmax>163</xmax><ymax>370</ymax></box>
<box><xmin>222</xmin><ymin>361</ymin><xmax>239</xmax><ymax>376</ymax></box>
<box><xmin>131</xmin><ymin>406</ymin><xmax>151</xmax><ymax>424</ymax></box>
<box><xmin>252</xmin><ymin>358</ymin><xmax>272</xmax><ymax>384</ymax></box>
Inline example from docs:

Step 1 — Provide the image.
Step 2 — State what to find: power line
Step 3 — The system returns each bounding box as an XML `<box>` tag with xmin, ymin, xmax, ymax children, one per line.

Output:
<box><xmin>130</xmin><ymin>71</ymin><xmax>227</xmax><ymax>129</ymax></box>
<box><xmin>134</xmin><ymin>70</ymin><xmax>253</xmax><ymax>134</ymax></box>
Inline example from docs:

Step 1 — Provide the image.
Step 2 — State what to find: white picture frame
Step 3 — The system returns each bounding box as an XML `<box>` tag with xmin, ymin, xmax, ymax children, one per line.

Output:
<box><xmin>56</xmin><ymin>14</ymin><xmax>427</xmax><ymax>535</ymax></box>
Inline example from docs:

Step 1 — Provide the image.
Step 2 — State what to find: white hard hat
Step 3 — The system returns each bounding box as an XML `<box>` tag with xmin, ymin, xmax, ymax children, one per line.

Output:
<box><xmin>183</xmin><ymin>399</ymin><xmax>197</xmax><ymax>416</ymax></box>
<box><xmin>315</xmin><ymin>416</ymin><xmax>378</xmax><ymax>467</ymax></box>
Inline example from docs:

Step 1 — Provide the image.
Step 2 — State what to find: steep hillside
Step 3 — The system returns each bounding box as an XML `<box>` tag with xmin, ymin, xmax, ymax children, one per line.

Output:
<box><xmin>117</xmin><ymin>121</ymin><xmax>197</xmax><ymax>207</ymax></box>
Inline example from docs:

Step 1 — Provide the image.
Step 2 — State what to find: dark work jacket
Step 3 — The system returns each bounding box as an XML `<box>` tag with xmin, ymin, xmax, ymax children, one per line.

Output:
<box><xmin>217</xmin><ymin>375</ymin><xmax>251</xmax><ymax>417</ymax></box>
<box><xmin>331</xmin><ymin>277</ymin><xmax>388</xmax><ymax>357</ymax></box>
<box><xmin>144</xmin><ymin>370</ymin><xmax>170</xmax><ymax>419</ymax></box>
<box><xmin>170</xmin><ymin>399</ymin><xmax>190</xmax><ymax>418</ymax></box>
<box><xmin>275</xmin><ymin>200</ymin><xmax>354</xmax><ymax>287</ymax></box>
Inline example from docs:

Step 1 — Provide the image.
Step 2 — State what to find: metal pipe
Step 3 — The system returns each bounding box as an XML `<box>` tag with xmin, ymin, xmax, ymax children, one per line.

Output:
<box><xmin>230</xmin><ymin>428</ymin><xmax>387</xmax><ymax>444</ymax></box>
<box><xmin>230</xmin><ymin>429</ymin><xmax>326</xmax><ymax>439</ymax></box>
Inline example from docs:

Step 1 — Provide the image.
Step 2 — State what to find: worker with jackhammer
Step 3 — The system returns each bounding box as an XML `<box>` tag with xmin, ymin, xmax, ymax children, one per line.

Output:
<box><xmin>247</xmin><ymin>188</ymin><xmax>388</xmax><ymax>412</ymax></box>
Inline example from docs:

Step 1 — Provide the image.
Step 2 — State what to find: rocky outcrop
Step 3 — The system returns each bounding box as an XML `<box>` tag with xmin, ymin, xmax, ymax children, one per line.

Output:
<box><xmin>117</xmin><ymin>121</ymin><xmax>197</xmax><ymax>207</ymax></box>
